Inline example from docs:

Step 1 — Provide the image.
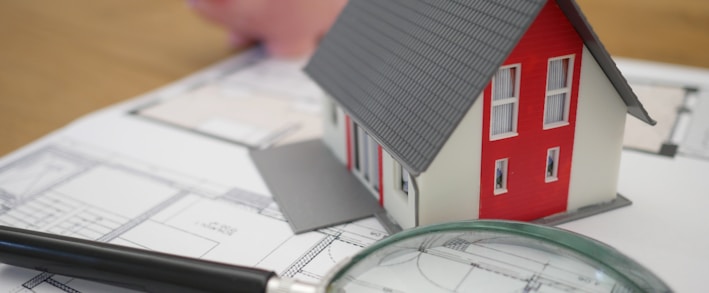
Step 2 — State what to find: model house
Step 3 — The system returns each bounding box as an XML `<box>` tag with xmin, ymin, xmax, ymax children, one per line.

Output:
<box><xmin>305</xmin><ymin>0</ymin><xmax>655</xmax><ymax>229</ymax></box>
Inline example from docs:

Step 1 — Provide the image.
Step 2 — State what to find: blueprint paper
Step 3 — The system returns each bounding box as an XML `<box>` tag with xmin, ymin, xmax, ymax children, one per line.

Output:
<box><xmin>0</xmin><ymin>45</ymin><xmax>707</xmax><ymax>292</ymax></box>
<box><xmin>136</xmin><ymin>50</ymin><xmax>325</xmax><ymax>149</ymax></box>
<box><xmin>618</xmin><ymin>58</ymin><xmax>709</xmax><ymax>160</ymax></box>
<box><xmin>250</xmin><ymin>139</ymin><xmax>384</xmax><ymax>233</ymax></box>
<box><xmin>0</xmin><ymin>49</ymin><xmax>387</xmax><ymax>292</ymax></box>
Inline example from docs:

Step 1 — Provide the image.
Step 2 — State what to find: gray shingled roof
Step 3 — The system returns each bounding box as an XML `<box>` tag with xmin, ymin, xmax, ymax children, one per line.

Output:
<box><xmin>305</xmin><ymin>0</ymin><xmax>655</xmax><ymax>176</ymax></box>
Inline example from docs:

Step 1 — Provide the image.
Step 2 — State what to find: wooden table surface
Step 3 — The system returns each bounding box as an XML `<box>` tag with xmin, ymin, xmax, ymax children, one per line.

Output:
<box><xmin>1</xmin><ymin>0</ymin><xmax>708</xmax><ymax>156</ymax></box>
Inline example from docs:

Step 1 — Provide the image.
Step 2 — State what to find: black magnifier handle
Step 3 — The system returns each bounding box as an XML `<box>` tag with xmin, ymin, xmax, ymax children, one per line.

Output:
<box><xmin>0</xmin><ymin>225</ymin><xmax>288</xmax><ymax>293</ymax></box>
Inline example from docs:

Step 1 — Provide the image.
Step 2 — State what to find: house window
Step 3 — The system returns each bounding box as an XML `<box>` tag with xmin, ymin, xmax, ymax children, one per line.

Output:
<box><xmin>357</xmin><ymin>125</ymin><xmax>370</xmax><ymax>180</ymax></box>
<box><xmin>352</xmin><ymin>122</ymin><xmax>380</xmax><ymax>191</ymax></box>
<box><xmin>329</xmin><ymin>100</ymin><xmax>338</xmax><ymax>125</ymax></box>
<box><xmin>494</xmin><ymin>158</ymin><xmax>508</xmax><ymax>195</ymax></box>
<box><xmin>491</xmin><ymin>65</ymin><xmax>520</xmax><ymax>139</ymax></box>
<box><xmin>371</xmin><ymin>138</ymin><xmax>380</xmax><ymax>191</ymax></box>
<box><xmin>544</xmin><ymin>56</ymin><xmax>574</xmax><ymax>127</ymax></box>
<box><xmin>546</xmin><ymin>147</ymin><xmax>560</xmax><ymax>182</ymax></box>
<box><xmin>400</xmin><ymin>164</ymin><xmax>410</xmax><ymax>195</ymax></box>
<box><xmin>353</xmin><ymin>124</ymin><xmax>360</xmax><ymax>171</ymax></box>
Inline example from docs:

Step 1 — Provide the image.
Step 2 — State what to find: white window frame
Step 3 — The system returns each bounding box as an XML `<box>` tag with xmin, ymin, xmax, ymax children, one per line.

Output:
<box><xmin>352</xmin><ymin>122</ymin><xmax>380</xmax><ymax>192</ymax></box>
<box><xmin>543</xmin><ymin>55</ymin><xmax>574</xmax><ymax>129</ymax></box>
<box><xmin>398</xmin><ymin>163</ymin><xmax>410</xmax><ymax>196</ymax></box>
<box><xmin>494</xmin><ymin>158</ymin><xmax>509</xmax><ymax>195</ymax></box>
<box><xmin>357</xmin><ymin>126</ymin><xmax>370</xmax><ymax>180</ymax></box>
<box><xmin>353</xmin><ymin>123</ymin><xmax>361</xmax><ymax>172</ymax></box>
<box><xmin>370</xmin><ymin>137</ymin><xmax>380</xmax><ymax>191</ymax></box>
<box><xmin>546</xmin><ymin>147</ymin><xmax>560</xmax><ymax>182</ymax></box>
<box><xmin>490</xmin><ymin>64</ymin><xmax>521</xmax><ymax>140</ymax></box>
<box><xmin>328</xmin><ymin>100</ymin><xmax>338</xmax><ymax>125</ymax></box>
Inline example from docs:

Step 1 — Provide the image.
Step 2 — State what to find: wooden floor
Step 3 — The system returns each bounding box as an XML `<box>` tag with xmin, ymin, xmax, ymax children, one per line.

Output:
<box><xmin>1</xmin><ymin>0</ymin><xmax>708</xmax><ymax>156</ymax></box>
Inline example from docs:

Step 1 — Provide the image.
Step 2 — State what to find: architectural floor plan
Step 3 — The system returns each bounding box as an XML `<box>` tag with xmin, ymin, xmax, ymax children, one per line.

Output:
<box><xmin>0</xmin><ymin>50</ymin><xmax>707</xmax><ymax>291</ymax></box>
<box><xmin>135</xmin><ymin>50</ymin><xmax>325</xmax><ymax>149</ymax></box>
<box><xmin>0</xmin><ymin>140</ymin><xmax>386</xmax><ymax>292</ymax></box>
<box><xmin>619</xmin><ymin>59</ymin><xmax>709</xmax><ymax>160</ymax></box>
<box><xmin>339</xmin><ymin>238</ymin><xmax>631</xmax><ymax>292</ymax></box>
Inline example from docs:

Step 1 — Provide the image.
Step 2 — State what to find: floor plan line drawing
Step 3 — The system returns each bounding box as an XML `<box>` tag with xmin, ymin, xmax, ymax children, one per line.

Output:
<box><xmin>341</xmin><ymin>235</ymin><xmax>632</xmax><ymax>293</ymax></box>
<box><xmin>96</xmin><ymin>192</ymin><xmax>189</xmax><ymax>242</ymax></box>
<box><xmin>0</xmin><ymin>48</ymin><xmax>703</xmax><ymax>291</ymax></box>
<box><xmin>23</xmin><ymin>273</ymin><xmax>54</xmax><ymax>291</ymax></box>
<box><xmin>135</xmin><ymin>52</ymin><xmax>326</xmax><ymax>149</ymax></box>
<box><xmin>281</xmin><ymin>234</ymin><xmax>338</xmax><ymax>278</ymax></box>
<box><xmin>619</xmin><ymin>60</ymin><xmax>709</xmax><ymax>164</ymax></box>
<box><xmin>221</xmin><ymin>187</ymin><xmax>285</xmax><ymax>221</ymax></box>
<box><xmin>0</xmin><ymin>139</ymin><xmax>387</xmax><ymax>292</ymax></box>
<box><xmin>0</xmin><ymin>147</ymin><xmax>95</xmax><ymax>210</ymax></box>
<box><xmin>45</xmin><ymin>278</ymin><xmax>80</xmax><ymax>293</ymax></box>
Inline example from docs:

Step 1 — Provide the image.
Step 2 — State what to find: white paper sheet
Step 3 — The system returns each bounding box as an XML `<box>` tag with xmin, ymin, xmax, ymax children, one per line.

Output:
<box><xmin>1</xmin><ymin>48</ymin><xmax>708</xmax><ymax>292</ymax></box>
<box><xmin>0</xmin><ymin>49</ymin><xmax>386</xmax><ymax>292</ymax></box>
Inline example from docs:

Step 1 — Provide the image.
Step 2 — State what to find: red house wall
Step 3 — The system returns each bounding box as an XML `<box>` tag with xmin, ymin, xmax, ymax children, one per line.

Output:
<box><xmin>479</xmin><ymin>0</ymin><xmax>584</xmax><ymax>220</ymax></box>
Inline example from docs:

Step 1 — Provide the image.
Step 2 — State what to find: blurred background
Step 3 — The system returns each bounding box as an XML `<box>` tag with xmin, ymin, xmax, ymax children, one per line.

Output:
<box><xmin>1</xmin><ymin>0</ymin><xmax>708</xmax><ymax>156</ymax></box>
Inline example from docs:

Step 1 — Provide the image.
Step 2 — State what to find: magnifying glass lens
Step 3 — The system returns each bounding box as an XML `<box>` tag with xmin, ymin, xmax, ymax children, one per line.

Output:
<box><xmin>325</xmin><ymin>221</ymin><xmax>669</xmax><ymax>293</ymax></box>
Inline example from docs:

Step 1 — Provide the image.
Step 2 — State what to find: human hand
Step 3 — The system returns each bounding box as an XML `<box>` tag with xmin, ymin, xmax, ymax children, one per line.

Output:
<box><xmin>187</xmin><ymin>0</ymin><xmax>347</xmax><ymax>58</ymax></box>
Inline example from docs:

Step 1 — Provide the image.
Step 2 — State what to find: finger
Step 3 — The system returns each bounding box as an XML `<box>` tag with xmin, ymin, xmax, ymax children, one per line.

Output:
<box><xmin>265</xmin><ymin>38</ymin><xmax>318</xmax><ymax>58</ymax></box>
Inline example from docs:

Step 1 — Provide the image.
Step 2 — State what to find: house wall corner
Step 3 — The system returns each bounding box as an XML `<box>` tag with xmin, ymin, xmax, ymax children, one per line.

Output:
<box><xmin>321</xmin><ymin>96</ymin><xmax>348</xmax><ymax>165</ymax></box>
<box><xmin>567</xmin><ymin>47</ymin><xmax>627</xmax><ymax>210</ymax></box>
<box><xmin>416</xmin><ymin>96</ymin><xmax>483</xmax><ymax>226</ymax></box>
<box><xmin>381</xmin><ymin>152</ymin><xmax>417</xmax><ymax>229</ymax></box>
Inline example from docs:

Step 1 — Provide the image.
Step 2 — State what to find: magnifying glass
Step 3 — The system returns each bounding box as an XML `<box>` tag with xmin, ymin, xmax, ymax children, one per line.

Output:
<box><xmin>0</xmin><ymin>220</ymin><xmax>671</xmax><ymax>292</ymax></box>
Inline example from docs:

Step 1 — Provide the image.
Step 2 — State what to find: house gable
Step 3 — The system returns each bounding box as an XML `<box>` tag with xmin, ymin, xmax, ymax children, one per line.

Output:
<box><xmin>567</xmin><ymin>47</ymin><xmax>628</xmax><ymax>210</ymax></box>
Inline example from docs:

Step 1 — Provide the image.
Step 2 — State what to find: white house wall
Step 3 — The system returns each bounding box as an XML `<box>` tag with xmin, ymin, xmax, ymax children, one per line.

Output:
<box><xmin>416</xmin><ymin>94</ymin><xmax>483</xmax><ymax>227</ymax></box>
<box><xmin>324</xmin><ymin>96</ymin><xmax>418</xmax><ymax>228</ymax></box>
<box><xmin>322</xmin><ymin>97</ymin><xmax>348</xmax><ymax>164</ymax></box>
<box><xmin>382</xmin><ymin>152</ymin><xmax>417</xmax><ymax>228</ymax></box>
<box><xmin>567</xmin><ymin>47</ymin><xmax>627</xmax><ymax>210</ymax></box>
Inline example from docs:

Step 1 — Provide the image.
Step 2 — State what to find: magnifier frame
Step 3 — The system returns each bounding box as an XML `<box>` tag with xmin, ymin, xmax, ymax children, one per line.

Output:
<box><xmin>324</xmin><ymin>220</ymin><xmax>671</xmax><ymax>293</ymax></box>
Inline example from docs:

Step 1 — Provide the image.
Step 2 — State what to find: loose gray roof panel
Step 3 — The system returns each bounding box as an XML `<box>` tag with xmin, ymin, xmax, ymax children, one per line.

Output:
<box><xmin>305</xmin><ymin>0</ymin><xmax>654</xmax><ymax>176</ymax></box>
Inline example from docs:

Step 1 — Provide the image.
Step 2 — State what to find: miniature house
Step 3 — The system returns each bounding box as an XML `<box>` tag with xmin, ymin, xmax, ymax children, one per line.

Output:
<box><xmin>305</xmin><ymin>0</ymin><xmax>655</xmax><ymax>229</ymax></box>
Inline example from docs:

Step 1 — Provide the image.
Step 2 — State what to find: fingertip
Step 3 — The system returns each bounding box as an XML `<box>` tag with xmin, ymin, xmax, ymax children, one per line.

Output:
<box><xmin>228</xmin><ymin>32</ymin><xmax>254</xmax><ymax>48</ymax></box>
<box><xmin>265</xmin><ymin>40</ymin><xmax>317</xmax><ymax>59</ymax></box>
